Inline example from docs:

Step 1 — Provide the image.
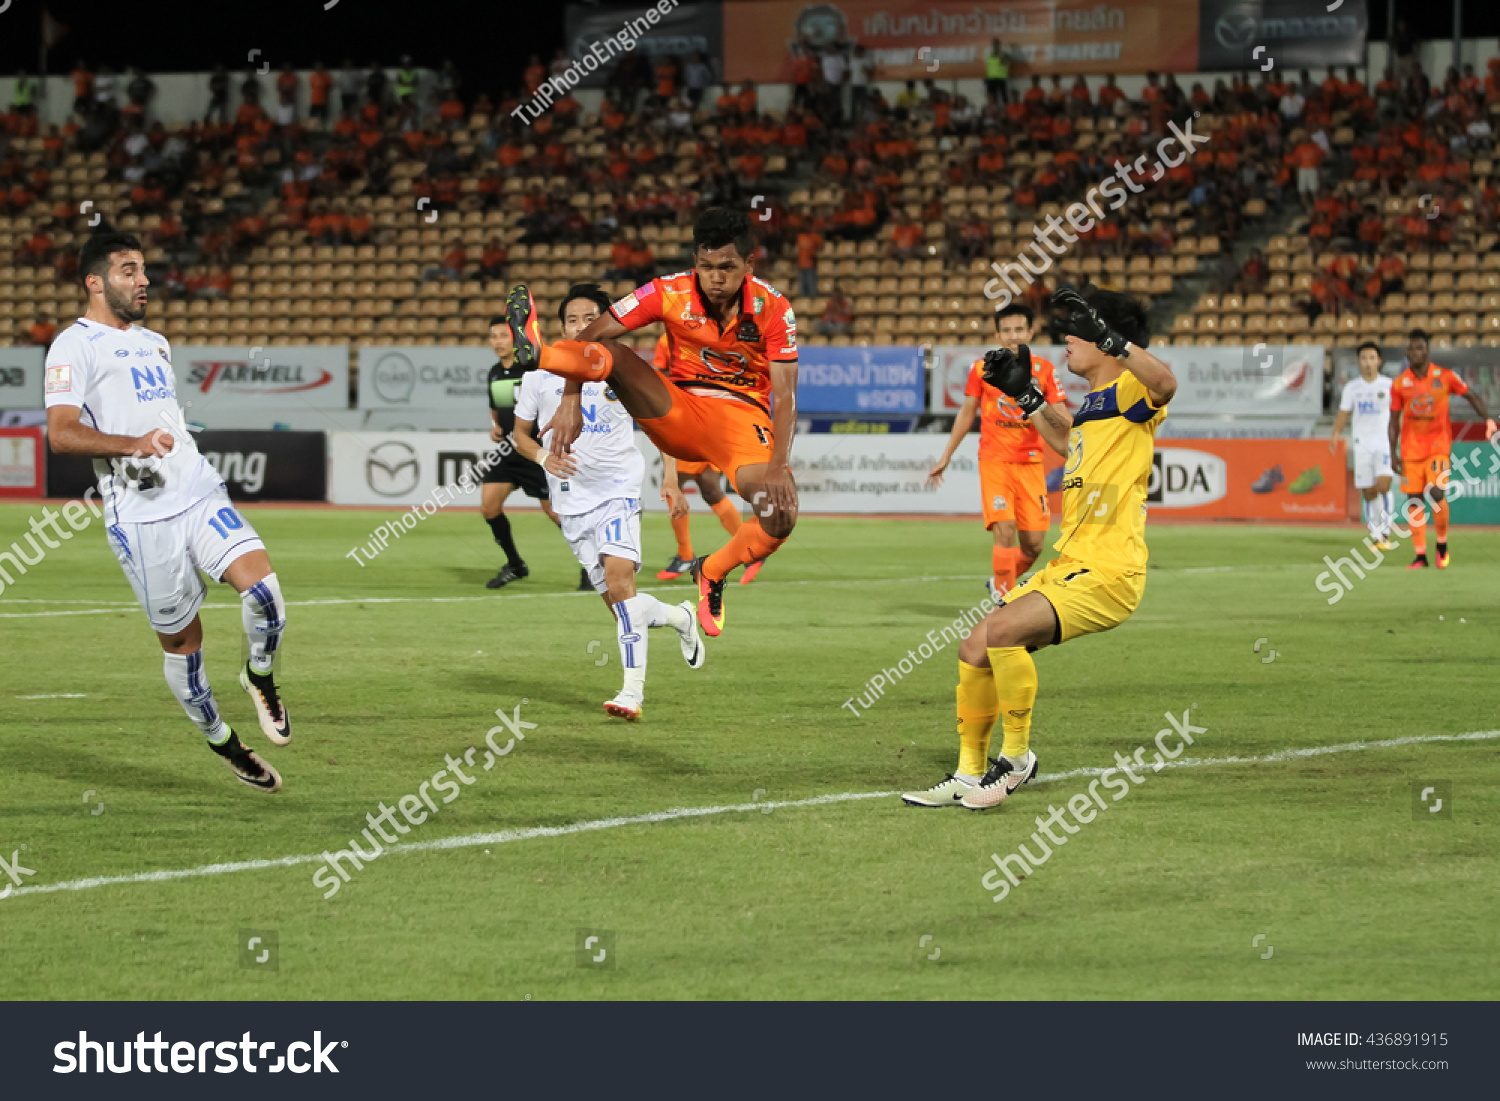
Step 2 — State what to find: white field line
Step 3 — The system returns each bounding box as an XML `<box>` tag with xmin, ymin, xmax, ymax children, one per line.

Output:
<box><xmin>0</xmin><ymin>563</ymin><xmax>1321</xmax><ymax>618</ymax></box>
<box><xmin>5</xmin><ymin>730</ymin><xmax>1494</xmax><ymax>902</ymax></box>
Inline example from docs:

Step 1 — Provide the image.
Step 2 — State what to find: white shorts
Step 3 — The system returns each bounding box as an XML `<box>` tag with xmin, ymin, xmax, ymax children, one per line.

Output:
<box><xmin>1297</xmin><ymin>167</ymin><xmax>1320</xmax><ymax>194</ymax></box>
<box><xmin>107</xmin><ymin>489</ymin><xmax>265</xmax><ymax>632</ymax></box>
<box><xmin>1353</xmin><ymin>444</ymin><xmax>1394</xmax><ymax>489</ymax></box>
<box><xmin>560</xmin><ymin>497</ymin><xmax>641</xmax><ymax>595</ymax></box>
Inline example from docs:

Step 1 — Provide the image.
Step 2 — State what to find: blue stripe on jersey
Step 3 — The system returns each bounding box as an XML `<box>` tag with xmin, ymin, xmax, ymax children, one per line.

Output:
<box><xmin>1072</xmin><ymin>380</ymin><xmax>1157</xmax><ymax>425</ymax></box>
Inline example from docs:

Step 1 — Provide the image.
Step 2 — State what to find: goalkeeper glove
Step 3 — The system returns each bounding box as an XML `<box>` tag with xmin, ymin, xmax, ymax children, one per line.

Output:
<box><xmin>1049</xmin><ymin>284</ymin><xmax>1131</xmax><ymax>358</ymax></box>
<box><xmin>981</xmin><ymin>344</ymin><xmax>1046</xmax><ymax>416</ymax></box>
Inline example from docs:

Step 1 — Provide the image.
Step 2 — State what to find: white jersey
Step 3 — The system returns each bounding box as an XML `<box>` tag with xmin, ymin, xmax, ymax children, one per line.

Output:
<box><xmin>44</xmin><ymin>318</ymin><xmax>223</xmax><ymax>523</ymax></box>
<box><xmin>514</xmin><ymin>369</ymin><xmax>644</xmax><ymax>516</ymax></box>
<box><xmin>1338</xmin><ymin>375</ymin><xmax>1393</xmax><ymax>449</ymax></box>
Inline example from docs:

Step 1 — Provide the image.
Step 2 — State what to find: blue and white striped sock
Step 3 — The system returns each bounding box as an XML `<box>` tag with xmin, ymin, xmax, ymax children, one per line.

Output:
<box><xmin>241</xmin><ymin>572</ymin><xmax>285</xmax><ymax>675</ymax></box>
<box><xmin>164</xmin><ymin>650</ymin><xmax>228</xmax><ymax>744</ymax></box>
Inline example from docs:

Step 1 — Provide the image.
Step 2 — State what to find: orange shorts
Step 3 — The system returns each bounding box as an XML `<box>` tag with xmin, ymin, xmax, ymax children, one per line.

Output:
<box><xmin>638</xmin><ymin>388</ymin><xmax>773</xmax><ymax>492</ymax></box>
<box><xmin>675</xmin><ymin>460</ymin><xmax>714</xmax><ymax>477</ymax></box>
<box><xmin>1400</xmin><ymin>453</ymin><xmax>1449</xmax><ymax>495</ymax></box>
<box><xmin>980</xmin><ymin>460</ymin><xmax>1050</xmax><ymax>531</ymax></box>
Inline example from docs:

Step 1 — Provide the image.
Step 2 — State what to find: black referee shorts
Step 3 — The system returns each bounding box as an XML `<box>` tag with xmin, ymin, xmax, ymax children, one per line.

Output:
<box><xmin>482</xmin><ymin>450</ymin><xmax>550</xmax><ymax>499</ymax></box>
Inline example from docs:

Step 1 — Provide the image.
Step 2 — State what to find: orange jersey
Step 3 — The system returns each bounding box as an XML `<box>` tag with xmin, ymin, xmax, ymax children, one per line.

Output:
<box><xmin>610</xmin><ymin>271</ymin><xmax>797</xmax><ymax>412</ymax></box>
<box><xmin>1392</xmin><ymin>364</ymin><xmax>1469</xmax><ymax>461</ymax></box>
<box><xmin>652</xmin><ymin>332</ymin><xmax>669</xmax><ymax>370</ymax></box>
<box><xmin>965</xmin><ymin>355</ymin><xmax>1065</xmax><ymax>464</ymax></box>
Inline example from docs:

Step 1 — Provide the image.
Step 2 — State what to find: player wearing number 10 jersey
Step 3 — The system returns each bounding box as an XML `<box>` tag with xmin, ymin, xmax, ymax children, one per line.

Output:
<box><xmin>43</xmin><ymin>233</ymin><xmax>291</xmax><ymax>793</ymax></box>
<box><xmin>904</xmin><ymin>286</ymin><xmax>1176</xmax><ymax>810</ymax></box>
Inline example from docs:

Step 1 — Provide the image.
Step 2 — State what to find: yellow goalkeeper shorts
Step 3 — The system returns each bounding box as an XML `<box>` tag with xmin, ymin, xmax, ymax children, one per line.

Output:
<box><xmin>1004</xmin><ymin>555</ymin><xmax>1145</xmax><ymax>643</ymax></box>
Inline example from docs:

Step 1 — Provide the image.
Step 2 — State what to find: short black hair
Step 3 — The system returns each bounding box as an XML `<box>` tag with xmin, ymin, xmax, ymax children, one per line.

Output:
<box><xmin>1356</xmin><ymin>340</ymin><xmax>1381</xmax><ymax>357</ymax></box>
<box><xmin>693</xmin><ymin>207</ymin><xmax>753</xmax><ymax>259</ymax></box>
<box><xmin>557</xmin><ymin>282</ymin><xmax>613</xmax><ymax>324</ymax></box>
<box><xmin>1081</xmin><ymin>286</ymin><xmax>1150</xmax><ymax>348</ymax></box>
<box><xmin>78</xmin><ymin>232</ymin><xmax>144</xmax><ymax>289</ymax></box>
<box><xmin>994</xmin><ymin>302</ymin><xmax>1034</xmax><ymax>329</ymax></box>
<box><xmin>1408</xmin><ymin>328</ymin><xmax>1430</xmax><ymax>343</ymax></box>
<box><xmin>488</xmin><ymin>315</ymin><xmax>508</xmax><ymax>329</ymax></box>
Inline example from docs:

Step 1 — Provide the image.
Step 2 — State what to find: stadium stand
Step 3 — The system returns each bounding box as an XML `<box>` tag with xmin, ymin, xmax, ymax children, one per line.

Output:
<box><xmin>3</xmin><ymin>54</ymin><xmax>1498</xmax><ymax>364</ymax></box>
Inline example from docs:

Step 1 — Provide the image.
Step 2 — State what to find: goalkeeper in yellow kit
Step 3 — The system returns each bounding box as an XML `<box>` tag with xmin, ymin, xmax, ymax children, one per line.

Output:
<box><xmin>903</xmin><ymin>286</ymin><xmax>1177</xmax><ymax>809</ymax></box>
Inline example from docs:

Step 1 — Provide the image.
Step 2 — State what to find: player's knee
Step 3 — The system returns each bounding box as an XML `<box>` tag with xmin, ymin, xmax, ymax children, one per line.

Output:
<box><xmin>958</xmin><ymin>624</ymin><xmax>989</xmax><ymax>665</ymax></box>
<box><xmin>762</xmin><ymin>506</ymin><xmax>797</xmax><ymax>539</ymax></box>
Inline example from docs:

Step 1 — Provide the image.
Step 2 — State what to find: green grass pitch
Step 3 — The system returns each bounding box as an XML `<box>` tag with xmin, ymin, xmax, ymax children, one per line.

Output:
<box><xmin>1</xmin><ymin>501</ymin><xmax>1496</xmax><ymax>1000</ymax></box>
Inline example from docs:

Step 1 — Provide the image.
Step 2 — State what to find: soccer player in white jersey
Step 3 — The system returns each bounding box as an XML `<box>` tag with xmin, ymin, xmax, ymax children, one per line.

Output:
<box><xmin>44</xmin><ymin>233</ymin><xmax>290</xmax><ymax>793</ymax></box>
<box><xmin>1330</xmin><ymin>341</ymin><xmax>1396</xmax><ymax>549</ymax></box>
<box><xmin>512</xmin><ymin>283</ymin><xmax>704</xmax><ymax>721</ymax></box>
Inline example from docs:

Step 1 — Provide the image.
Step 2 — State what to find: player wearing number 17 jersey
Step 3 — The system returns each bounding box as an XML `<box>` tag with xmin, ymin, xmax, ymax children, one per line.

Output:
<box><xmin>43</xmin><ymin>234</ymin><xmax>290</xmax><ymax>793</ymax></box>
<box><xmin>904</xmin><ymin>286</ymin><xmax>1175</xmax><ymax>810</ymax></box>
<box><xmin>506</xmin><ymin>208</ymin><xmax>798</xmax><ymax>639</ymax></box>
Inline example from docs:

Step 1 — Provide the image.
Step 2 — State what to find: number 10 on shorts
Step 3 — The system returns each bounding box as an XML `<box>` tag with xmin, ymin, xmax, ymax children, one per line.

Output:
<box><xmin>207</xmin><ymin>507</ymin><xmax>244</xmax><ymax>539</ymax></box>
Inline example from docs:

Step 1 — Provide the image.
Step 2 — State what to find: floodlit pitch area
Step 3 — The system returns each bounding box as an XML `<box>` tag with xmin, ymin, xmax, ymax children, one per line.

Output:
<box><xmin>1</xmin><ymin>504</ymin><xmax>1496</xmax><ymax>1000</ymax></box>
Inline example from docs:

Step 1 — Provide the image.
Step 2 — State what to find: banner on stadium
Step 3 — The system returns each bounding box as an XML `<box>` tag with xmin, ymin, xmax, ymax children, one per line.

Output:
<box><xmin>929</xmin><ymin>344</ymin><xmax>1324</xmax><ymax>418</ymax></box>
<box><xmin>357</xmin><ymin>346</ymin><xmax>495</xmax><ymax>427</ymax></box>
<box><xmin>1145</xmin><ymin>438</ymin><xmax>1346</xmax><ymax>519</ymax></box>
<box><xmin>724</xmin><ymin>0</ymin><xmax>1200</xmax><ymax>82</ymax></box>
<box><xmin>1197</xmin><ymin>0</ymin><xmax>1368</xmax><ymax>71</ymax></box>
<box><xmin>328</xmin><ymin>431</ymin><xmax>548</xmax><ymax>509</ymax></box>
<box><xmin>564</xmin><ymin>2</ymin><xmax>724</xmax><ymax>89</ymax></box>
<box><xmin>0</xmin><ymin>347</ymin><xmax>46</xmax><ymax>411</ymax></box>
<box><xmin>1447</xmin><ymin>441</ymin><xmax>1500</xmax><ymax>525</ymax></box>
<box><xmin>0</xmin><ymin>427</ymin><xmax>46</xmax><ymax>498</ymax></box>
<box><xmin>45</xmin><ymin>431</ymin><xmax>327</xmax><ymax>502</ymax></box>
<box><xmin>796</xmin><ymin>346</ymin><xmax>924</xmax><ymax>413</ymax></box>
<box><xmin>169</xmin><ymin>346</ymin><xmax>350</xmax><ymax>424</ymax></box>
<box><xmin>1331</xmin><ymin>345</ymin><xmax>1500</xmax><ymax>426</ymax></box>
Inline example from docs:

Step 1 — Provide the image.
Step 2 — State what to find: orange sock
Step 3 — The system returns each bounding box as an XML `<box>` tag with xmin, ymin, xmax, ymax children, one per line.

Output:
<box><xmin>1016</xmin><ymin>549</ymin><xmax>1038</xmax><ymax>577</ymax></box>
<box><xmin>992</xmin><ymin>546</ymin><xmax>1017</xmax><ymax>594</ymax></box>
<box><xmin>709</xmin><ymin>497</ymin><xmax>743</xmax><ymax>536</ymax></box>
<box><xmin>703</xmin><ymin>518</ymin><xmax>785</xmax><ymax>580</ymax></box>
<box><xmin>1409</xmin><ymin>506</ymin><xmax>1427</xmax><ymax>555</ymax></box>
<box><xmin>1433</xmin><ymin>498</ymin><xmax>1449</xmax><ymax>542</ymax></box>
<box><xmin>539</xmin><ymin>340</ymin><xmax>611</xmax><ymax>382</ymax></box>
<box><xmin>671</xmin><ymin>512</ymin><xmax>693</xmax><ymax>559</ymax></box>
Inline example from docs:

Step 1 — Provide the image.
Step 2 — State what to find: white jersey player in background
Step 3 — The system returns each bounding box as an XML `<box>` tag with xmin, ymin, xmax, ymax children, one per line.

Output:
<box><xmin>513</xmin><ymin>283</ymin><xmax>704</xmax><ymax>720</ymax></box>
<box><xmin>1330</xmin><ymin>340</ymin><xmax>1396</xmax><ymax>549</ymax></box>
<box><xmin>44</xmin><ymin>233</ymin><xmax>291</xmax><ymax>792</ymax></box>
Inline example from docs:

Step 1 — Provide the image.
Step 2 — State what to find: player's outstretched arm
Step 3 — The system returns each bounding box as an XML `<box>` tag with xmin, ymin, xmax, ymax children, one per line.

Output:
<box><xmin>1461</xmin><ymin>387</ymin><xmax>1496</xmax><ymax>437</ymax></box>
<box><xmin>764</xmin><ymin>360</ymin><xmax>799</xmax><ymax>510</ymax></box>
<box><xmin>928</xmin><ymin>394</ymin><xmax>979</xmax><ymax>486</ymax></box>
<box><xmin>47</xmin><ymin>405</ymin><xmax>171</xmax><ymax>459</ymax></box>
<box><xmin>1032</xmin><ymin>401</ymin><xmax>1072</xmax><ymax>458</ymax></box>
<box><xmin>1329</xmin><ymin>407</ymin><xmax>1349</xmax><ymax>454</ymax></box>
<box><xmin>661</xmin><ymin>453</ymin><xmax>689</xmax><ymax>517</ymax></box>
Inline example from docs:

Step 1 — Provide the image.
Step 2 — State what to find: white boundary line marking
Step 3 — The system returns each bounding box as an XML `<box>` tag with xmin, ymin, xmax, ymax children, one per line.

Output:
<box><xmin>6</xmin><ymin>730</ymin><xmax>1494</xmax><ymax>902</ymax></box>
<box><xmin>0</xmin><ymin>564</ymin><xmax>1326</xmax><ymax>618</ymax></box>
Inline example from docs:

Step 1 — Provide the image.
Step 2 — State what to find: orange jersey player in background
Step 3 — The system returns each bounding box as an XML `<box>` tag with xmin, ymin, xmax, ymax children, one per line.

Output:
<box><xmin>649</xmin><ymin>333</ymin><xmax>759</xmax><ymax>583</ymax></box>
<box><xmin>1388</xmin><ymin>328</ymin><xmax>1495</xmax><ymax>569</ymax></box>
<box><xmin>929</xmin><ymin>303</ymin><xmax>1071</xmax><ymax>597</ymax></box>
<box><xmin>505</xmin><ymin>207</ymin><xmax>797</xmax><ymax>637</ymax></box>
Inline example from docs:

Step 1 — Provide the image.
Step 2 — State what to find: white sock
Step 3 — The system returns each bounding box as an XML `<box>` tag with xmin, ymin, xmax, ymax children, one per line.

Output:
<box><xmin>241</xmin><ymin>572</ymin><xmax>285</xmax><ymax>675</ymax></box>
<box><xmin>1003</xmin><ymin>750</ymin><xmax>1033</xmax><ymax>768</ymax></box>
<box><xmin>1381</xmin><ymin>490</ymin><xmax>1395</xmax><ymax>539</ymax></box>
<box><xmin>164</xmin><ymin>650</ymin><xmax>229</xmax><ymax>744</ymax></box>
<box><xmin>1363</xmin><ymin>496</ymin><xmax>1379</xmax><ymax>541</ymax></box>
<box><xmin>614</xmin><ymin>596</ymin><xmax>651</xmax><ymax>700</ymax></box>
<box><xmin>954</xmin><ymin>773</ymin><xmax>978</xmax><ymax>785</ymax></box>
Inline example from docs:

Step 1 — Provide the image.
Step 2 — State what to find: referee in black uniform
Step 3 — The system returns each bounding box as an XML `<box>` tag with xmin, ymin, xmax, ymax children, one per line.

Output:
<box><xmin>481</xmin><ymin>314</ymin><xmax>586</xmax><ymax>589</ymax></box>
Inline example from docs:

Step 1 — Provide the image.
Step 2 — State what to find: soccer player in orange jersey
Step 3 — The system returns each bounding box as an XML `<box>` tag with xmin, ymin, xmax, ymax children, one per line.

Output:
<box><xmin>648</xmin><ymin>333</ymin><xmax>759</xmax><ymax>584</ymax></box>
<box><xmin>505</xmin><ymin>208</ymin><xmax>797</xmax><ymax>636</ymax></box>
<box><xmin>928</xmin><ymin>303</ymin><xmax>1070</xmax><ymax>597</ymax></box>
<box><xmin>1389</xmin><ymin>329</ymin><xmax>1495</xmax><ymax>569</ymax></box>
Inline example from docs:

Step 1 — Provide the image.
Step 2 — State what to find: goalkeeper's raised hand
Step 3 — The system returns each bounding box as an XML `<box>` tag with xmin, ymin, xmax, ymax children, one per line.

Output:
<box><xmin>981</xmin><ymin>344</ymin><xmax>1045</xmax><ymax>416</ymax></box>
<box><xmin>1050</xmin><ymin>284</ymin><xmax>1131</xmax><ymax>358</ymax></box>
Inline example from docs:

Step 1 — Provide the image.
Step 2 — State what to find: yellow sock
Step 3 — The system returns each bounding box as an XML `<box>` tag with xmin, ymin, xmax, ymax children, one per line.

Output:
<box><xmin>987</xmin><ymin>645</ymin><xmax>1038</xmax><ymax>759</ymax></box>
<box><xmin>956</xmin><ymin>660</ymin><xmax>999</xmax><ymax>776</ymax></box>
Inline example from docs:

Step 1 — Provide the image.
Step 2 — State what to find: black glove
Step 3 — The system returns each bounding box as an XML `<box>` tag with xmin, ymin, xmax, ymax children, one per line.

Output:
<box><xmin>981</xmin><ymin>344</ymin><xmax>1045</xmax><ymax>416</ymax></box>
<box><xmin>1049</xmin><ymin>284</ymin><xmax>1131</xmax><ymax>358</ymax></box>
